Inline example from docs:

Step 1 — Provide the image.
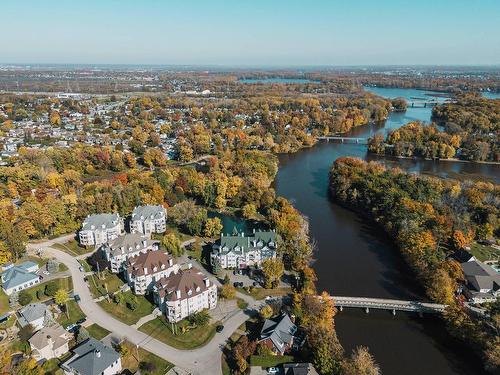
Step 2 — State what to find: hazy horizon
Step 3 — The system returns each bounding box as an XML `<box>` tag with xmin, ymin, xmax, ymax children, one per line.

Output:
<box><xmin>2</xmin><ymin>0</ymin><xmax>500</xmax><ymax>66</ymax></box>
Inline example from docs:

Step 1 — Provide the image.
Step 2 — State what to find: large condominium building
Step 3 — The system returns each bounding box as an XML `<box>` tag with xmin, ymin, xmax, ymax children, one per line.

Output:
<box><xmin>101</xmin><ymin>234</ymin><xmax>160</xmax><ymax>273</ymax></box>
<box><xmin>211</xmin><ymin>229</ymin><xmax>277</xmax><ymax>269</ymax></box>
<box><xmin>124</xmin><ymin>250</ymin><xmax>180</xmax><ymax>295</ymax></box>
<box><xmin>153</xmin><ymin>266</ymin><xmax>217</xmax><ymax>323</ymax></box>
<box><xmin>130</xmin><ymin>205</ymin><xmax>167</xmax><ymax>235</ymax></box>
<box><xmin>78</xmin><ymin>213</ymin><xmax>124</xmax><ymax>247</ymax></box>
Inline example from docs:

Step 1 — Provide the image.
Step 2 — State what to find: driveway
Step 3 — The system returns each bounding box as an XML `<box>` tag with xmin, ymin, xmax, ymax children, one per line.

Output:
<box><xmin>28</xmin><ymin>236</ymin><xmax>260</xmax><ymax>375</ymax></box>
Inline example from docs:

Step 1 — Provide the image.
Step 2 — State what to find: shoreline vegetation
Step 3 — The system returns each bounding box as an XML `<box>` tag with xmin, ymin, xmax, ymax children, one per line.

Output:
<box><xmin>329</xmin><ymin>157</ymin><xmax>500</xmax><ymax>373</ymax></box>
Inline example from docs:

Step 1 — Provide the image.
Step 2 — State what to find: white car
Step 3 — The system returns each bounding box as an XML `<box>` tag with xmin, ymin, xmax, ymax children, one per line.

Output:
<box><xmin>267</xmin><ymin>368</ymin><xmax>279</xmax><ymax>374</ymax></box>
<box><xmin>42</xmin><ymin>271</ymin><xmax>50</xmax><ymax>275</ymax></box>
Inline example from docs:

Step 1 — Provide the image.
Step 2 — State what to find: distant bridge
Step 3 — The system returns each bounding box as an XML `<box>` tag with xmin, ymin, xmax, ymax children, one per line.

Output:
<box><xmin>317</xmin><ymin>136</ymin><xmax>368</xmax><ymax>145</ymax></box>
<box><xmin>331</xmin><ymin>296</ymin><xmax>447</xmax><ymax>315</ymax></box>
<box><xmin>408</xmin><ymin>101</ymin><xmax>440</xmax><ymax>108</ymax></box>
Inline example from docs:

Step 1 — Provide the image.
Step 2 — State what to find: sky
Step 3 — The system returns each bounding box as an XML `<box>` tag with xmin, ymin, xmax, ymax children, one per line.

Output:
<box><xmin>2</xmin><ymin>0</ymin><xmax>500</xmax><ymax>66</ymax></box>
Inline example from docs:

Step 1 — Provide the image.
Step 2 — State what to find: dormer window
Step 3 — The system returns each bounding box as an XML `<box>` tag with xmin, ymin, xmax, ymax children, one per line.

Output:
<box><xmin>196</xmin><ymin>286</ymin><xmax>200</xmax><ymax>292</ymax></box>
<box><xmin>188</xmin><ymin>290</ymin><xmax>192</xmax><ymax>296</ymax></box>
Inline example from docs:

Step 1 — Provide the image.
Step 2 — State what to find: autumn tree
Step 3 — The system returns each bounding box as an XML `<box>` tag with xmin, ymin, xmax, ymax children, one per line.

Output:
<box><xmin>204</xmin><ymin>217</ymin><xmax>223</xmax><ymax>238</ymax></box>
<box><xmin>261</xmin><ymin>258</ymin><xmax>284</xmax><ymax>289</ymax></box>
<box><xmin>162</xmin><ymin>233</ymin><xmax>183</xmax><ymax>257</ymax></box>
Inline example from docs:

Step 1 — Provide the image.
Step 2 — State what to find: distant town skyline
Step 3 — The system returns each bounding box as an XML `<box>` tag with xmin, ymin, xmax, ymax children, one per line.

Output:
<box><xmin>3</xmin><ymin>0</ymin><xmax>500</xmax><ymax>66</ymax></box>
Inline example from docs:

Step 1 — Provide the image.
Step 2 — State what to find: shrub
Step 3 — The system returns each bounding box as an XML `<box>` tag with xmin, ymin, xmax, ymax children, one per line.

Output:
<box><xmin>44</xmin><ymin>281</ymin><xmax>58</xmax><ymax>297</ymax></box>
<box><xmin>18</xmin><ymin>290</ymin><xmax>33</xmax><ymax>306</ymax></box>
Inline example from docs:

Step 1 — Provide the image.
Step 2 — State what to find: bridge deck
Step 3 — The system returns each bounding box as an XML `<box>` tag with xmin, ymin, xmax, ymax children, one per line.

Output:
<box><xmin>332</xmin><ymin>296</ymin><xmax>447</xmax><ymax>313</ymax></box>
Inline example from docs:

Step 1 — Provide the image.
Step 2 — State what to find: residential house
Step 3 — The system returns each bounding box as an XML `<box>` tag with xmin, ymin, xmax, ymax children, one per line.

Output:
<box><xmin>101</xmin><ymin>234</ymin><xmax>160</xmax><ymax>273</ymax></box>
<box><xmin>1</xmin><ymin>261</ymin><xmax>40</xmax><ymax>295</ymax></box>
<box><xmin>29</xmin><ymin>323</ymin><xmax>71</xmax><ymax>361</ymax></box>
<box><xmin>460</xmin><ymin>259</ymin><xmax>500</xmax><ymax>303</ymax></box>
<box><xmin>283</xmin><ymin>363</ymin><xmax>319</xmax><ymax>375</ymax></box>
<box><xmin>259</xmin><ymin>313</ymin><xmax>297</xmax><ymax>355</ymax></box>
<box><xmin>124</xmin><ymin>250</ymin><xmax>179</xmax><ymax>295</ymax></box>
<box><xmin>211</xmin><ymin>229</ymin><xmax>277</xmax><ymax>269</ymax></box>
<box><xmin>61</xmin><ymin>338</ymin><xmax>122</xmax><ymax>375</ymax></box>
<box><xmin>78</xmin><ymin>213</ymin><xmax>124</xmax><ymax>247</ymax></box>
<box><xmin>153</xmin><ymin>266</ymin><xmax>217</xmax><ymax>323</ymax></box>
<box><xmin>18</xmin><ymin>303</ymin><xmax>53</xmax><ymax>331</ymax></box>
<box><xmin>130</xmin><ymin>205</ymin><xmax>167</xmax><ymax>235</ymax></box>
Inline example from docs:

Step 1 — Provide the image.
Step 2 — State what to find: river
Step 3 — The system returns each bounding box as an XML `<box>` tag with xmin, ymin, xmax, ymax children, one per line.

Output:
<box><xmin>275</xmin><ymin>87</ymin><xmax>497</xmax><ymax>375</ymax></box>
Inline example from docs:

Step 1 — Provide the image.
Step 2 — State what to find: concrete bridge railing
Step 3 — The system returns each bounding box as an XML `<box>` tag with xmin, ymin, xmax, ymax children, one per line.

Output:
<box><xmin>331</xmin><ymin>296</ymin><xmax>447</xmax><ymax>315</ymax></box>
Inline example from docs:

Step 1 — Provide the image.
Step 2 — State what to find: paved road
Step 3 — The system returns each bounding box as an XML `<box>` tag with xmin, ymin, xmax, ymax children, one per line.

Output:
<box><xmin>28</xmin><ymin>237</ymin><xmax>260</xmax><ymax>375</ymax></box>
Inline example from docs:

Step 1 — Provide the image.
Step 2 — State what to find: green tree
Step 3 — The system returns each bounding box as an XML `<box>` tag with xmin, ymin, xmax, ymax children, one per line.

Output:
<box><xmin>259</xmin><ymin>305</ymin><xmax>273</xmax><ymax>320</ymax></box>
<box><xmin>18</xmin><ymin>290</ymin><xmax>33</xmax><ymax>306</ymax></box>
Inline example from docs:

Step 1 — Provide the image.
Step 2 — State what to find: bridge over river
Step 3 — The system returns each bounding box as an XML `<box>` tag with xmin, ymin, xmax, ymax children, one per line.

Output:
<box><xmin>316</xmin><ymin>136</ymin><xmax>368</xmax><ymax>144</ymax></box>
<box><xmin>331</xmin><ymin>296</ymin><xmax>447</xmax><ymax>315</ymax></box>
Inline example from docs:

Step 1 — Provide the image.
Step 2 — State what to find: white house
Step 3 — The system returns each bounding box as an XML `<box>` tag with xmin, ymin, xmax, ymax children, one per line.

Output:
<box><xmin>1</xmin><ymin>261</ymin><xmax>40</xmax><ymax>295</ymax></box>
<box><xmin>62</xmin><ymin>338</ymin><xmax>121</xmax><ymax>375</ymax></box>
<box><xmin>29</xmin><ymin>323</ymin><xmax>71</xmax><ymax>361</ymax></box>
<box><xmin>130</xmin><ymin>205</ymin><xmax>167</xmax><ymax>235</ymax></box>
<box><xmin>18</xmin><ymin>303</ymin><xmax>53</xmax><ymax>331</ymax></box>
<box><xmin>460</xmin><ymin>259</ymin><xmax>500</xmax><ymax>303</ymax></box>
<box><xmin>78</xmin><ymin>213</ymin><xmax>124</xmax><ymax>247</ymax></box>
<box><xmin>211</xmin><ymin>229</ymin><xmax>277</xmax><ymax>269</ymax></box>
<box><xmin>125</xmin><ymin>250</ymin><xmax>179</xmax><ymax>295</ymax></box>
<box><xmin>153</xmin><ymin>266</ymin><xmax>217</xmax><ymax>323</ymax></box>
<box><xmin>101</xmin><ymin>233</ymin><xmax>160</xmax><ymax>273</ymax></box>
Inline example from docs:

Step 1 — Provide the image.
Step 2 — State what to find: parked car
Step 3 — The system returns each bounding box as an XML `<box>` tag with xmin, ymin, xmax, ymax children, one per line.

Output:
<box><xmin>267</xmin><ymin>367</ymin><xmax>279</xmax><ymax>374</ymax></box>
<box><xmin>66</xmin><ymin>324</ymin><xmax>78</xmax><ymax>333</ymax></box>
<box><xmin>76</xmin><ymin>318</ymin><xmax>86</xmax><ymax>325</ymax></box>
<box><xmin>216</xmin><ymin>325</ymin><xmax>224</xmax><ymax>333</ymax></box>
<box><xmin>252</xmin><ymin>281</ymin><xmax>258</xmax><ymax>287</ymax></box>
<box><xmin>238</xmin><ymin>282</ymin><xmax>244</xmax><ymax>287</ymax></box>
<box><xmin>74</xmin><ymin>294</ymin><xmax>81</xmax><ymax>303</ymax></box>
<box><xmin>42</xmin><ymin>271</ymin><xmax>50</xmax><ymax>275</ymax></box>
<box><xmin>233</xmin><ymin>282</ymin><xmax>239</xmax><ymax>288</ymax></box>
<box><xmin>79</xmin><ymin>266</ymin><xmax>84</xmax><ymax>272</ymax></box>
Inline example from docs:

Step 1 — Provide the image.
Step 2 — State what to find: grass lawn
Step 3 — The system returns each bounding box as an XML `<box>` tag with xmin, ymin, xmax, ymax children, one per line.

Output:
<box><xmin>80</xmin><ymin>258</ymin><xmax>92</xmax><ymax>272</ymax></box>
<box><xmin>469</xmin><ymin>242</ymin><xmax>500</xmax><ymax>262</ymax></box>
<box><xmin>0</xmin><ymin>315</ymin><xmax>17</xmax><ymax>329</ymax></box>
<box><xmin>98</xmin><ymin>291</ymin><xmax>154</xmax><ymax>325</ymax></box>
<box><xmin>0</xmin><ymin>289</ymin><xmax>9</xmax><ymax>314</ymax></box>
<box><xmin>139</xmin><ymin>316</ymin><xmax>217</xmax><ymax>349</ymax></box>
<box><xmin>88</xmin><ymin>270</ymin><xmax>124</xmax><ymax>298</ymax></box>
<box><xmin>250</xmin><ymin>354</ymin><xmax>295</xmax><ymax>367</ymax></box>
<box><xmin>87</xmin><ymin>323</ymin><xmax>111</xmax><ymax>340</ymax></box>
<box><xmin>53</xmin><ymin>239</ymin><xmax>92</xmax><ymax>256</ymax></box>
<box><xmin>120</xmin><ymin>340</ymin><xmax>174</xmax><ymax>375</ymax></box>
<box><xmin>24</xmin><ymin>277</ymin><xmax>73</xmax><ymax>303</ymax></box>
<box><xmin>238</xmin><ymin>287</ymin><xmax>292</xmax><ymax>300</ymax></box>
<box><xmin>56</xmin><ymin>300</ymin><xmax>86</xmax><ymax>328</ymax></box>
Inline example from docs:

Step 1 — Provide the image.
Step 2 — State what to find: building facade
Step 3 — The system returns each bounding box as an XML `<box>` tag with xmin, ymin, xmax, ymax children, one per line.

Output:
<box><xmin>130</xmin><ymin>205</ymin><xmax>167</xmax><ymax>235</ymax></box>
<box><xmin>211</xmin><ymin>229</ymin><xmax>277</xmax><ymax>269</ymax></box>
<box><xmin>29</xmin><ymin>323</ymin><xmax>70</xmax><ymax>361</ymax></box>
<box><xmin>79</xmin><ymin>213</ymin><xmax>124</xmax><ymax>247</ymax></box>
<box><xmin>62</xmin><ymin>338</ymin><xmax>121</xmax><ymax>375</ymax></box>
<box><xmin>1</xmin><ymin>261</ymin><xmax>40</xmax><ymax>295</ymax></box>
<box><xmin>124</xmin><ymin>250</ymin><xmax>180</xmax><ymax>295</ymax></box>
<box><xmin>101</xmin><ymin>234</ymin><xmax>160</xmax><ymax>273</ymax></box>
<box><xmin>153</xmin><ymin>266</ymin><xmax>217</xmax><ymax>323</ymax></box>
<box><xmin>460</xmin><ymin>258</ymin><xmax>500</xmax><ymax>303</ymax></box>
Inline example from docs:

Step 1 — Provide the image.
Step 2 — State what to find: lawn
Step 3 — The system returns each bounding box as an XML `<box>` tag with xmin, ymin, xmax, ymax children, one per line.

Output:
<box><xmin>24</xmin><ymin>277</ymin><xmax>73</xmax><ymax>303</ymax></box>
<box><xmin>56</xmin><ymin>300</ymin><xmax>86</xmax><ymax>328</ymax></box>
<box><xmin>139</xmin><ymin>316</ymin><xmax>217</xmax><ymax>349</ymax></box>
<box><xmin>87</xmin><ymin>323</ymin><xmax>110</xmax><ymax>340</ymax></box>
<box><xmin>238</xmin><ymin>287</ymin><xmax>292</xmax><ymax>300</ymax></box>
<box><xmin>98</xmin><ymin>291</ymin><xmax>154</xmax><ymax>325</ymax></box>
<box><xmin>469</xmin><ymin>242</ymin><xmax>500</xmax><ymax>262</ymax></box>
<box><xmin>0</xmin><ymin>289</ymin><xmax>9</xmax><ymax>314</ymax></box>
<box><xmin>120</xmin><ymin>340</ymin><xmax>174</xmax><ymax>375</ymax></box>
<box><xmin>88</xmin><ymin>270</ymin><xmax>124</xmax><ymax>298</ymax></box>
<box><xmin>53</xmin><ymin>239</ymin><xmax>92</xmax><ymax>256</ymax></box>
<box><xmin>237</xmin><ymin>298</ymin><xmax>249</xmax><ymax>310</ymax></box>
<box><xmin>249</xmin><ymin>354</ymin><xmax>295</xmax><ymax>367</ymax></box>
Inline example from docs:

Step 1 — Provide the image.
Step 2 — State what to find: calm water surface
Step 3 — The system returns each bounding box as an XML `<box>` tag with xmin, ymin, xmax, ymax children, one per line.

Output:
<box><xmin>275</xmin><ymin>87</ymin><xmax>496</xmax><ymax>375</ymax></box>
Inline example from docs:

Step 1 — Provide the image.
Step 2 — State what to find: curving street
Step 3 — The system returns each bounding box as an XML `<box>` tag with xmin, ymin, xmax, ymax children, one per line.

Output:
<box><xmin>27</xmin><ymin>238</ymin><xmax>260</xmax><ymax>375</ymax></box>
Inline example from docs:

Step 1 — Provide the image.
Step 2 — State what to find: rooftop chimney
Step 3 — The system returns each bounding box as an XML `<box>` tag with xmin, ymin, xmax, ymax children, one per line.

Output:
<box><xmin>169</xmin><ymin>258</ymin><xmax>173</xmax><ymax>266</ymax></box>
<box><xmin>95</xmin><ymin>350</ymin><xmax>101</xmax><ymax>358</ymax></box>
<box><xmin>176</xmin><ymin>290</ymin><xmax>181</xmax><ymax>299</ymax></box>
<box><xmin>204</xmin><ymin>278</ymin><xmax>210</xmax><ymax>287</ymax></box>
